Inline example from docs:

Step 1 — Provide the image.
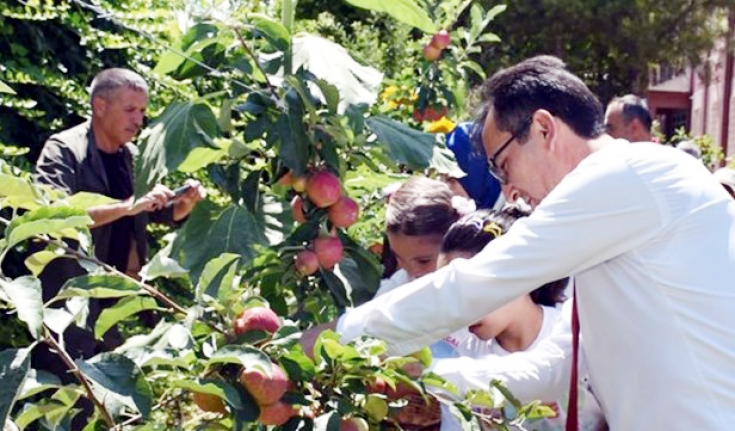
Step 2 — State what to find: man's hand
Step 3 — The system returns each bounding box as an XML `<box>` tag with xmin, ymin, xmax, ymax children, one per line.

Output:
<box><xmin>128</xmin><ymin>184</ymin><xmax>174</xmax><ymax>215</ymax></box>
<box><xmin>170</xmin><ymin>179</ymin><xmax>206</xmax><ymax>221</ymax></box>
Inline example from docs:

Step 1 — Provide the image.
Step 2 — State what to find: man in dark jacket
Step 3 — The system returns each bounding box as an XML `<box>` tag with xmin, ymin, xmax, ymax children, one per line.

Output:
<box><xmin>34</xmin><ymin>68</ymin><xmax>204</xmax><ymax>357</ymax></box>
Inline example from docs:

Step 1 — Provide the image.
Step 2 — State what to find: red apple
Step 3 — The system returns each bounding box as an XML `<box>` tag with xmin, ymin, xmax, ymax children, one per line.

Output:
<box><xmin>423</xmin><ymin>106</ymin><xmax>447</xmax><ymax>122</ymax></box>
<box><xmin>258</xmin><ymin>400</ymin><xmax>298</xmax><ymax>425</ymax></box>
<box><xmin>327</xmin><ymin>196</ymin><xmax>359</xmax><ymax>228</ymax></box>
<box><xmin>423</xmin><ymin>44</ymin><xmax>442</xmax><ymax>62</ymax></box>
<box><xmin>367</xmin><ymin>243</ymin><xmax>383</xmax><ymax>257</ymax></box>
<box><xmin>340</xmin><ymin>418</ymin><xmax>368</xmax><ymax>431</ymax></box>
<box><xmin>193</xmin><ymin>391</ymin><xmax>227</xmax><ymax>414</ymax></box>
<box><xmin>278</xmin><ymin>172</ymin><xmax>294</xmax><ymax>186</ymax></box>
<box><xmin>294</xmin><ymin>250</ymin><xmax>319</xmax><ymax>276</ymax></box>
<box><xmin>292</xmin><ymin>176</ymin><xmax>307</xmax><ymax>193</ymax></box>
<box><xmin>240</xmin><ymin>364</ymin><xmax>289</xmax><ymax>405</ymax></box>
<box><xmin>314</xmin><ymin>235</ymin><xmax>343</xmax><ymax>269</ymax></box>
<box><xmin>366</xmin><ymin>376</ymin><xmax>387</xmax><ymax>394</ymax></box>
<box><xmin>234</xmin><ymin>306</ymin><xmax>280</xmax><ymax>336</ymax></box>
<box><xmin>412</xmin><ymin>109</ymin><xmax>424</xmax><ymax>123</ymax></box>
<box><xmin>430</xmin><ymin>29</ymin><xmax>451</xmax><ymax>49</ymax></box>
<box><xmin>291</xmin><ymin>195</ymin><xmax>307</xmax><ymax>223</ymax></box>
<box><xmin>306</xmin><ymin>171</ymin><xmax>342</xmax><ymax>208</ymax></box>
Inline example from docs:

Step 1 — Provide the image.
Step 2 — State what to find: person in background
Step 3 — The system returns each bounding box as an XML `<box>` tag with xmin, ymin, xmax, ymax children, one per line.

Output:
<box><xmin>604</xmin><ymin>94</ymin><xmax>653</xmax><ymax>142</ymax></box>
<box><xmin>34</xmin><ymin>68</ymin><xmax>205</xmax><ymax>360</ymax></box>
<box><xmin>444</xmin><ymin>122</ymin><xmax>503</xmax><ymax>209</ymax></box>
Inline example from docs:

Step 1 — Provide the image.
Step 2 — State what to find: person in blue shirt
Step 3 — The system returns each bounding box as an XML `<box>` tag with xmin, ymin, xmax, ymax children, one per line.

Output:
<box><xmin>445</xmin><ymin>122</ymin><xmax>502</xmax><ymax>209</ymax></box>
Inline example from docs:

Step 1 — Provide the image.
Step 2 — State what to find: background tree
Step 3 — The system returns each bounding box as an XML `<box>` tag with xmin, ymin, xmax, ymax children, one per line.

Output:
<box><xmin>477</xmin><ymin>0</ymin><xmax>732</xmax><ymax>104</ymax></box>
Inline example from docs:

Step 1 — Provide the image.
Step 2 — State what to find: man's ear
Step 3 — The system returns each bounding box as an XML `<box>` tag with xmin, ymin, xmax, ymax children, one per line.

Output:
<box><xmin>534</xmin><ymin>109</ymin><xmax>557</xmax><ymax>149</ymax></box>
<box><xmin>91</xmin><ymin>96</ymin><xmax>106</xmax><ymax>117</ymax></box>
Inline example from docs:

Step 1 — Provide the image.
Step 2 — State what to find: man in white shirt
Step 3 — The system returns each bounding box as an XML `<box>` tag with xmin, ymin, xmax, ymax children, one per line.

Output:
<box><xmin>324</xmin><ymin>56</ymin><xmax>735</xmax><ymax>430</ymax></box>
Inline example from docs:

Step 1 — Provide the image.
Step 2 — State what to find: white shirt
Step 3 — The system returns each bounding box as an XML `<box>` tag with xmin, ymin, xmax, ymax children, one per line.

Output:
<box><xmin>338</xmin><ymin>142</ymin><xmax>735</xmax><ymax>431</ymax></box>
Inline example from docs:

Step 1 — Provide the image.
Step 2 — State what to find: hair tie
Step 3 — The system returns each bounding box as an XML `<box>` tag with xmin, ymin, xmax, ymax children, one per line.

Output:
<box><xmin>451</xmin><ymin>196</ymin><xmax>476</xmax><ymax>216</ymax></box>
<box><xmin>482</xmin><ymin>221</ymin><xmax>503</xmax><ymax>238</ymax></box>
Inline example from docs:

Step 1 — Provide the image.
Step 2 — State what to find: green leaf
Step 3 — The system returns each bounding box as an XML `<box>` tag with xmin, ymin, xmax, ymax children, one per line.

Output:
<box><xmin>366</xmin><ymin>116</ymin><xmax>437</xmax><ymax>170</ymax></box>
<box><xmin>429</xmin><ymin>144</ymin><xmax>465</xmax><ymax>177</ymax></box>
<box><xmin>344</xmin><ymin>0</ymin><xmax>436</xmax><ymax>33</ymax></box>
<box><xmin>134</xmin><ymin>102</ymin><xmax>219</xmax><ymax>198</ymax></box>
<box><xmin>319</xmin><ymin>269</ymin><xmax>349</xmax><ymax>309</ymax></box>
<box><xmin>0</xmin><ymin>81</ymin><xmax>16</xmax><ymax>95</ymax></box>
<box><xmin>313</xmin><ymin>410</ymin><xmax>340</xmax><ymax>431</ymax></box>
<box><xmin>177</xmin><ymin>146</ymin><xmax>227</xmax><ymax>173</ymax></box>
<box><xmin>95</xmin><ymin>296</ymin><xmax>161</xmax><ymax>339</ymax></box>
<box><xmin>66</xmin><ymin>192</ymin><xmax>119</xmax><ymax>210</ymax></box>
<box><xmin>175</xmin><ymin>379</ymin><xmax>251</xmax><ymax>413</ymax></box>
<box><xmin>77</xmin><ymin>353</ymin><xmax>153</xmax><ymax>419</ymax></box>
<box><xmin>18</xmin><ymin>370</ymin><xmax>62</xmax><ymax>400</ymax></box>
<box><xmin>250</xmin><ymin>14</ymin><xmax>291</xmax><ymax>51</ymax></box>
<box><xmin>0</xmin><ymin>347</ymin><xmax>31</xmax><ymax>427</ymax></box>
<box><xmin>277</xmin><ymin>89</ymin><xmax>310</xmax><ymax>175</ymax></box>
<box><xmin>196</xmin><ymin>253</ymin><xmax>240</xmax><ymax>302</ymax></box>
<box><xmin>55</xmin><ymin>275</ymin><xmax>143</xmax><ymax>301</ymax></box>
<box><xmin>292</xmin><ymin>33</ymin><xmax>383</xmax><ymax>112</ymax></box>
<box><xmin>206</xmin><ymin>345</ymin><xmax>273</xmax><ymax>371</ymax></box>
<box><xmin>4</xmin><ymin>206</ymin><xmax>91</xmax><ymax>249</ymax></box>
<box><xmin>203</xmin><ymin>204</ymin><xmax>269</xmax><ymax>264</ymax></box>
<box><xmin>0</xmin><ymin>277</ymin><xmax>43</xmax><ymax>339</ymax></box>
<box><xmin>140</xmin><ymin>234</ymin><xmax>189</xmax><ymax>282</ymax></box>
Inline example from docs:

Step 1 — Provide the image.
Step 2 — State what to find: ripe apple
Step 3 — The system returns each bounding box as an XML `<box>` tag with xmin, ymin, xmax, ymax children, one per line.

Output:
<box><xmin>423</xmin><ymin>44</ymin><xmax>442</xmax><ymax>62</ymax></box>
<box><xmin>291</xmin><ymin>195</ymin><xmax>307</xmax><ymax>223</ymax></box>
<box><xmin>340</xmin><ymin>418</ymin><xmax>369</xmax><ymax>431</ymax></box>
<box><xmin>314</xmin><ymin>235</ymin><xmax>343</xmax><ymax>269</ymax></box>
<box><xmin>327</xmin><ymin>196</ymin><xmax>359</xmax><ymax>228</ymax></box>
<box><xmin>306</xmin><ymin>171</ymin><xmax>342</xmax><ymax>208</ymax></box>
<box><xmin>192</xmin><ymin>391</ymin><xmax>227</xmax><ymax>414</ymax></box>
<box><xmin>278</xmin><ymin>172</ymin><xmax>294</xmax><ymax>186</ymax></box>
<box><xmin>412</xmin><ymin>109</ymin><xmax>424</xmax><ymax>123</ymax></box>
<box><xmin>430</xmin><ymin>29</ymin><xmax>451</xmax><ymax>50</ymax></box>
<box><xmin>294</xmin><ymin>250</ymin><xmax>319</xmax><ymax>276</ymax></box>
<box><xmin>258</xmin><ymin>400</ymin><xmax>298</xmax><ymax>426</ymax></box>
<box><xmin>239</xmin><ymin>364</ymin><xmax>289</xmax><ymax>405</ymax></box>
<box><xmin>423</xmin><ymin>105</ymin><xmax>447</xmax><ymax>122</ymax></box>
<box><xmin>234</xmin><ymin>306</ymin><xmax>280</xmax><ymax>336</ymax></box>
<box><xmin>366</xmin><ymin>376</ymin><xmax>387</xmax><ymax>394</ymax></box>
<box><xmin>367</xmin><ymin>243</ymin><xmax>383</xmax><ymax>257</ymax></box>
<box><xmin>292</xmin><ymin>176</ymin><xmax>307</xmax><ymax>193</ymax></box>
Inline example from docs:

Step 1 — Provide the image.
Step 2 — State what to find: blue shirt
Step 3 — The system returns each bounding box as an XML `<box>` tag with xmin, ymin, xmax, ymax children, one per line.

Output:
<box><xmin>446</xmin><ymin>122</ymin><xmax>501</xmax><ymax>209</ymax></box>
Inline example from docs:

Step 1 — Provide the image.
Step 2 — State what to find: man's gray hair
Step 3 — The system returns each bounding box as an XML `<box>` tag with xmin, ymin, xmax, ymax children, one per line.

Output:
<box><xmin>89</xmin><ymin>68</ymin><xmax>148</xmax><ymax>102</ymax></box>
<box><xmin>609</xmin><ymin>94</ymin><xmax>652</xmax><ymax>131</ymax></box>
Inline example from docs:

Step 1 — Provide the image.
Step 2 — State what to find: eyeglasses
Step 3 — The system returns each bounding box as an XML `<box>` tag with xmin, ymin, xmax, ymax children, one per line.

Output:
<box><xmin>487</xmin><ymin>117</ymin><xmax>532</xmax><ymax>184</ymax></box>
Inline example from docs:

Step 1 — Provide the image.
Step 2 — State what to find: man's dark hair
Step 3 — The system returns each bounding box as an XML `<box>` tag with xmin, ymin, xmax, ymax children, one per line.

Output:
<box><xmin>609</xmin><ymin>94</ymin><xmax>652</xmax><ymax>131</ymax></box>
<box><xmin>471</xmin><ymin>55</ymin><xmax>606</xmax><ymax>150</ymax></box>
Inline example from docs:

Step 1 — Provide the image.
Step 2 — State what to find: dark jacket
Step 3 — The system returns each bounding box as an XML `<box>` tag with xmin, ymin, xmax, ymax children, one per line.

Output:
<box><xmin>35</xmin><ymin>120</ymin><xmax>174</xmax><ymax>272</ymax></box>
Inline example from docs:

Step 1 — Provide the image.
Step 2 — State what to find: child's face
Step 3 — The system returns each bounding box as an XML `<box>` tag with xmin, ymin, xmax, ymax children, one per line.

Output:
<box><xmin>437</xmin><ymin>251</ymin><xmax>514</xmax><ymax>341</ymax></box>
<box><xmin>387</xmin><ymin>232</ymin><xmax>443</xmax><ymax>280</ymax></box>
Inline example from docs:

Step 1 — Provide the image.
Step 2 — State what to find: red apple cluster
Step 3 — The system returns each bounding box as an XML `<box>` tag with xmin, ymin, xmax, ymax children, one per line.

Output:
<box><xmin>282</xmin><ymin>169</ymin><xmax>361</xmax><ymax>276</ymax></box>
<box><xmin>232</xmin><ymin>306</ymin><xmax>299</xmax><ymax>424</ymax></box>
<box><xmin>422</xmin><ymin>29</ymin><xmax>450</xmax><ymax>62</ymax></box>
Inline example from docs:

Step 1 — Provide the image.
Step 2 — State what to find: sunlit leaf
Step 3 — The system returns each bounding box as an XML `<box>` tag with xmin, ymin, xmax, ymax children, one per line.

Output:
<box><xmin>0</xmin><ymin>277</ymin><xmax>43</xmax><ymax>339</ymax></box>
<box><xmin>5</xmin><ymin>207</ymin><xmax>91</xmax><ymax>249</ymax></box>
<box><xmin>196</xmin><ymin>253</ymin><xmax>240</xmax><ymax>302</ymax></box>
<box><xmin>291</xmin><ymin>33</ymin><xmax>383</xmax><ymax>112</ymax></box>
<box><xmin>366</xmin><ymin>116</ymin><xmax>437</xmax><ymax>170</ymax></box>
<box><xmin>66</xmin><ymin>192</ymin><xmax>119</xmax><ymax>210</ymax></box>
<box><xmin>0</xmin><ymin>81</ymin><xmax>16</xmax><ymax>95</ymax></box>
<box><xmin>249</xmin><ymin>14</ymin><xmax>290</xmax><ymax>51</ymax></box>
<box><xmin>55</xmin><ymin>275</ymin><xmax>144</xmax><ymax>301</ymax></box>
<box><xmin>95</xmin><ymin>296</ymin><xmax>161</xmax><ymax>340</ymax></box>
<box><xmin>344</xmin><ymin>0</ymin><xmax>436</xmax><ymax>33</ymax></box>
<box><xmin>206</xmin><ymin>345</ymin><xmax>272</xmax><ymax>371</ymax></box>
<box><xmin>24</xmin><ymin>250</ymin><xmax>61</xmax><ymax>276</ymax></box>
<box><xmin>0</xmin><ymin>347</ymin><xmax>31</xmax><ymax>426</ymax></box>
<box><xmin>77</xmin><ymin>353</ymin><xmax>152</xmax><ymax>419</ymax></box>
<box><xmin>134</xmin><ymin>102</ymin><xmax>219</xmax><ymax>198</ymax></box>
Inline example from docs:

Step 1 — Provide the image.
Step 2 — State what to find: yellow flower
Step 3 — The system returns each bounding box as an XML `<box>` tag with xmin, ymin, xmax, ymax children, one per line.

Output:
<box><xmin>381</xmin><ymin>85</ymin><xmax>399</xmax><ymax>100</ymax></box>
<box><xmin>386</xmin><ymin>100</ymin><xmax>399</xmax><ymax>109</ymax></box>
<box><xmin>426</xmin><ymin>116</ymin><xmax>456</xmax><ymax>134</ymax></box>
